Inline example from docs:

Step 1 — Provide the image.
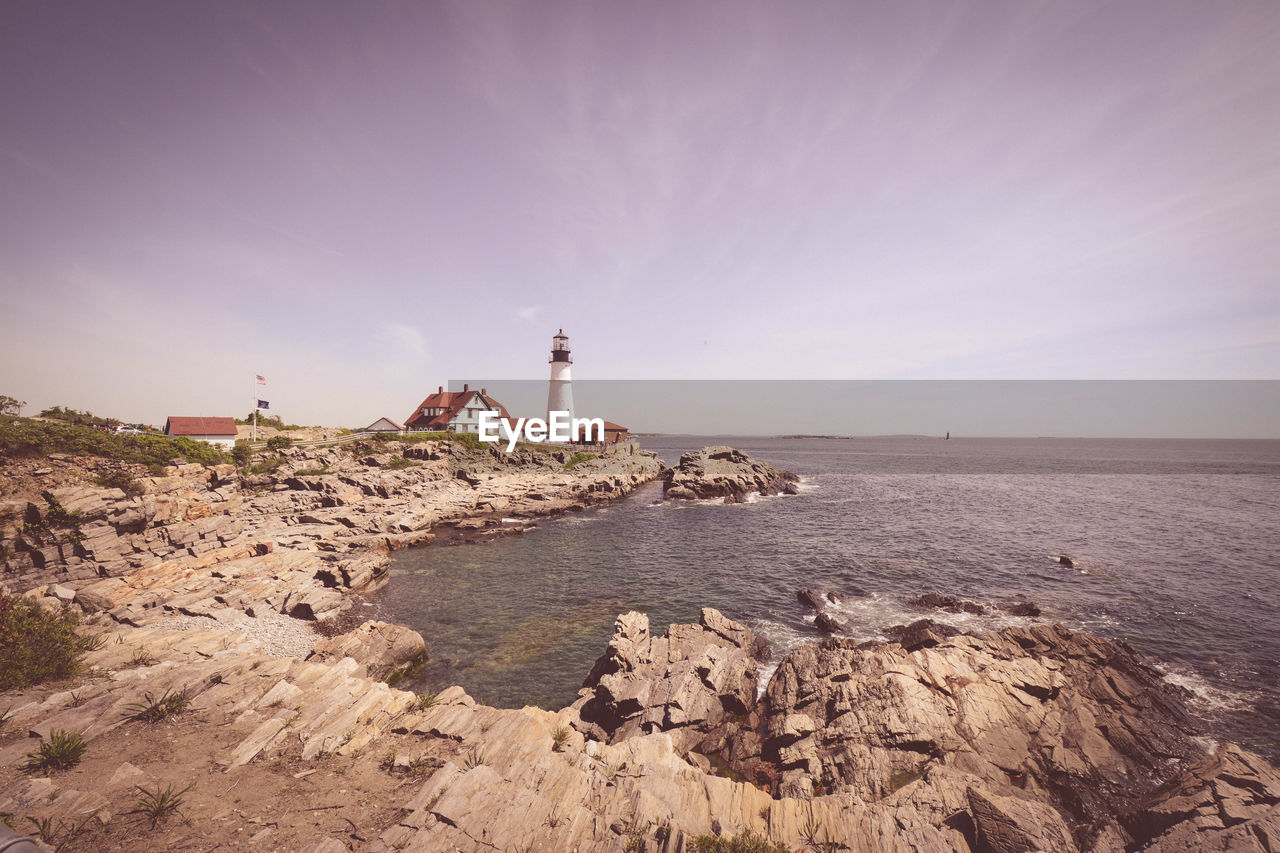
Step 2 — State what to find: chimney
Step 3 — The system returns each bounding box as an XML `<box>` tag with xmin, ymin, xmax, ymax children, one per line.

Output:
<box><xmin>437</xmin><ymin>385</ymin><xmax>443</xmax><ymax>394</ymax></box>
<box><xmin>463</xmin><ymin>383</ymin><xmax>469</xmax><ymax>392</ymax></box>
<box><xmin>481</xmin><ymin>388</ymin><xmax>487</xmax><ymax>396</ymax></box>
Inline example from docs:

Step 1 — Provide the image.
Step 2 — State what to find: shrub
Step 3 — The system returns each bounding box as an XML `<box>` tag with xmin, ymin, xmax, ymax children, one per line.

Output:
<box><xmin>564</xmin><ymin>452</ymin><xmax>596</xmax><ymax>471</ymax></box>
<box><xmin>0</xmin><ymin>417</ymin><xmax>231</xmax><ymax>467</ymax></box>
<box><xmin>688</xmin><ymin>831</ymin><xmax>795</xmax><ymax>853</ymax></box>
<box><xmin>383</xmin><ymin>457</ymin><xmax>419</xmax><ymax>471</ymax></box>
<box><xmin>231</xmin><ymin>443</ymin><xmax>253</xmax><ymax>466</ymax></box>
<box><xmin>294</xmin><ymin>466</ymin><xmax>331</xmax><ymax>476</ymax></box>
<box><xmin>266</xmin><ymin>435</ymin><xmax>293</xmax><ymax>450</ymax></box>
<box><xmin>397</xmin><ymin>431</ymin><xmax>482</xmax><ymax>449</ymax></box>
<box><xmin>244</xmin><ymin>457</ymin><xmax>285</xmax><ymax>476</ymax></box>
<box><xmin>93</xmin><ymin>469</ymin><xmax>145</xmax><ymax>496</ymax></box>
<box><xmin>23</xmin><ymin>729</ymin><xmax>87</xmax><ymax>772</ymax></box>
<box><xmin>0</xmin><ymin>595</ymin><xmax>89</xmax><ymax>689</ymax></box>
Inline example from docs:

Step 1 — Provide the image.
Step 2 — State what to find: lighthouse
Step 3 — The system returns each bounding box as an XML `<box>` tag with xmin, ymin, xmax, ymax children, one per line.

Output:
<box><xmin>546</xmin><ymin>329</ymin><xmax>575</xmax><ymax>433</ymax></box>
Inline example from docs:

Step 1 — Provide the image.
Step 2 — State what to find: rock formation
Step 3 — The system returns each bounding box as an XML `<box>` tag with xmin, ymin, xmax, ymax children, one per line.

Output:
<box><xmin>569</xmin><ymin>608</ymin><xmax>767</xmax><ymax>757</ymax></box>
<box><xmin>661</xmin><ymin>446</ymin><xmax>799</xmax><ymax>502</ymax></box>
<box><xmin>4</xmin><ymin>439</ymin><xmax>1279</xmax><ymax>852</ymax></box>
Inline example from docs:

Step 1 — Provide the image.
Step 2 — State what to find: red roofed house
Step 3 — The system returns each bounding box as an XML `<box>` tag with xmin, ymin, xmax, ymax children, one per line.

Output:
<box><xmin>602</xmin><ymin>421</ymin><xmax>630</xmax><ymax>443</ymax></box>
<box><xmin>164</xmin><ymin>416</ymin><xmax>238</xmax><ymax>450</ymax></box>
<box><xmin>404</xmin><ymin>385</ymin><xmax>513</xmax><ymax>434</ymax></box>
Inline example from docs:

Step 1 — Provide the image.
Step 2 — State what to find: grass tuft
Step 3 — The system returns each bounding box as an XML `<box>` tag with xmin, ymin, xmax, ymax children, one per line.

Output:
<box><xmin>23</xmin><ymin>729</ymin><xmax>87</xmax><ymax>772</ymax></box>
<box><xmin>134</xmin><ymin>781</ymin><xmax>194</xmax><ymax>828</ymax></box>
<box><xmin>125</xmin><ymin>687</ymin><xmax>190</xmax><ymax>723</ymax></box>
<box><xmin>689</xmin><ymin>829</ymin><xmax>795</xmax><ymax>853</ymax></box>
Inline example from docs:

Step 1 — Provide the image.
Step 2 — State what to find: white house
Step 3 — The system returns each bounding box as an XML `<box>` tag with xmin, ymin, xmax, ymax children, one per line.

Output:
<box><xmin>404</xmin><ymin>385</ymin><xmax>511</xmax><ymax>434</ymax></box>
<box><xmin>164</xmin><ymin>416</ymin><xmax>238</xmax><ymax>450</ymax></box>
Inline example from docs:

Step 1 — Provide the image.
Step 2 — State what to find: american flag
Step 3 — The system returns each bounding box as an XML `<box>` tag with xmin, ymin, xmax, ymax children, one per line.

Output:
<box><xmin>256</xmin><ymin>375</ymin><xmax>266</xmax><ymax>385</ymax></box>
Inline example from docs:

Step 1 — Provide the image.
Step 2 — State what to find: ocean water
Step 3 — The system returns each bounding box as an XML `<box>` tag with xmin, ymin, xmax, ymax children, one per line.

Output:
<box><xmin>372</xmin><ymin>436</ymin><xmax>1280</xmax><ymax>761</ymax></box>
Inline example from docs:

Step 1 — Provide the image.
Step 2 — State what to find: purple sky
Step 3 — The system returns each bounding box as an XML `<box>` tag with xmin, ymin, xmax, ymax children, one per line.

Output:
<box><xmin>2</xmin><ymin>1</ymin><xmax>1278</xmax><ymax>427</ymax></box>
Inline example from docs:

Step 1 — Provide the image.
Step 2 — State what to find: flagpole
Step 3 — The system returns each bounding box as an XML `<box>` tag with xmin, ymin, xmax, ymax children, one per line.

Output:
<box><xmin>252</xmin><ymin>375</ymin><xmax>257</xmax><ymax>442</ymax></box>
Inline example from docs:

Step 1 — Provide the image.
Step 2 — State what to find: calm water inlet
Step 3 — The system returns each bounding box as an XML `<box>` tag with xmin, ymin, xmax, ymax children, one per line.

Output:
<box><xmin>372</xmin><ymin>436</ymin><xmax>1280</xmax><ymax>761</ymax></box>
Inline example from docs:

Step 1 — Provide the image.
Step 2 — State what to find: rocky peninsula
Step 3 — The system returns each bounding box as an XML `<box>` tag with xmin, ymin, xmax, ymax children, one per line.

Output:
<box><xmin>2</xmin><ymin>436</ymin><xmax>1278</xmax><ymax>852</ymax></box>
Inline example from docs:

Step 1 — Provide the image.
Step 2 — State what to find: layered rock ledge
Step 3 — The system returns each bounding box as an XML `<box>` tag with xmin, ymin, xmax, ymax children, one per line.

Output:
<box><xmin>2</xmin><ymin>608</ymin><xmax>1278</xmax><ymax>851</ymax></box>
<box><xmin>2</xmin><ymin>439</ymin><xmax>662</xmax><ymax>632</ymax></box>
<box><xmin>661</xmin><ymin>445</ymin><xmax>799</xmax><ymax>502</ymax></box>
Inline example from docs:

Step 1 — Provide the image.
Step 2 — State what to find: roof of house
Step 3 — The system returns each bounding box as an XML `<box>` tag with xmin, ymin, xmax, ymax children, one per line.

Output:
<box><xmin>405</xmin><ymin>390</ymin><xmax>512</xmax><ymax>429</ymax></box>
<box><xmin>366</xmin><ymin>417</ymin><xmax>404</xmax><ymax>430</ymax></box>
<box><xmin>602</xmin><ymin>421</ymin><xmax>627</xmax><ymax>432</ymax></box>
<box><xmin>165</xmin><ymin>416</ymin><xmax>238</xmax><ymax>436</ymax></box>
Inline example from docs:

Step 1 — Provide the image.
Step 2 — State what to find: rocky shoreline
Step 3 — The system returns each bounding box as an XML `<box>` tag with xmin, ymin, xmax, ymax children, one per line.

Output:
<box><xmin>2</xmin><ymin>441</ymin><xmax>1278</xmax><ymax>851</ymax></box>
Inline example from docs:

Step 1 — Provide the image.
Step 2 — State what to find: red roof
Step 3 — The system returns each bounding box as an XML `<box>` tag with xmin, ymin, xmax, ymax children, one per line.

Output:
<box><xmin>405</xmin><ymin>390</ymin><xmax>512</xmax><ymax>430</ymax></box>
<box><xmin>602</xmin><ymin>421</ymin><xmax>627</xmax><ymax>432</ymax></box>
<box><xmin>165</xmin><ymin>417</ymin><xmax>238</xmax><ymax>437</ymax></box>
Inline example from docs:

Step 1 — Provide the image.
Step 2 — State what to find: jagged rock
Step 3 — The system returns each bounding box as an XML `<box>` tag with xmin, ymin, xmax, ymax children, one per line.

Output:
<box><xmin>662</xmin><ymin>446</ymin><xmax>799</xmax><ymax>501</ymax></box>
<box><xmin>884</xmin><ymin>618</ymin><xmax>960</xmax><ymax>651</ymax></box>
<box><xmin>571</xmin><ymin>608</ymin><xmax>763</xmax><ymax>754</ymax></box>
<box><xmin>1002</xmin><ymin>599</ymin><xmax>1042</xmax><ymax>617</ymax></box>
<box><xmin>796</xmin><ymin>588</ymin><xmax>839</xmax><ymax>611</ymax></box>
<box><xmin>308</xmin><ymin>620</ymin><xmax>426</xmax><ymax>681</ymax></box>
<box><xmin>814</xmin><ymin>612</ymin><xmax>846</xmax><ymax>635</ymax></box>
<box><xmin>1058</xmin><ymin>555</ymin><xmax>1075</xmax><ymax>568</ymax></box>
<box><xmin>909</xmin><ymin>592</ymin><xmax>986</xmax><ymax>615</ymax></box>
<box><xmin>757</xmin><ymin>623</ymin><xmax>1221</xmax><ymax>847</ymax></box>
<box><xmin>968</xmin><ymin>787</ymin><xmax>1077</xmax><ymax>852</ymax></box>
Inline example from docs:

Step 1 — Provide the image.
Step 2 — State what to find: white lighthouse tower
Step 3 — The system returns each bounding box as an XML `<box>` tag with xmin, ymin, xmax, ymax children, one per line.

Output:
<box><xmin>546</xmin><ymin>329</ymin><xmax>575</xmax><ymax>434</ymax></box>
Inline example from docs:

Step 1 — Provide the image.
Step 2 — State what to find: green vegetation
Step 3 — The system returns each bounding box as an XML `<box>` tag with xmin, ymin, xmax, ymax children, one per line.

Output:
<box><xmin>23</xmin><ymin>729</ymin><xmax>88</xmax><ymax>772</ymax></box>
<box><xmin>385</xmin><ymin>430</ymin><xmax>483</xmax><ymax>449</ymax></box>
<box><xmin>462</xmin><ymin>747</ymin><xmax>488</xmax><ymax>770</ymax></box>
<box><xmin>0</xmin><ymin>595</ymin><xmax>96</xmax><ymax>689</ymax></box>
<box><xmin>93</xmin><ymin>469</ymin><xmax>146</xmax><ymax>496</ymax></box>
<box><xmin>243</xmin><ymin>457</ymin><xmax>285</xmax><ymax>476</ymax></box>
<box><xmin>0</xmin><ymin>395</ymin><xmax>25</xmax><ymax>416</ymax></box>
<box><xmin>688</xmin><ymin>830</ymin><xmax>794</xmax><ymax>853</ymax></box>
<box><xmin>382</xmin><ymin>457</ymin><xmax>419</xmax><ymax>471</ymax></box>
<box><xmin>236</xmin><ymin>412</ymin><xmax>301</xmax><ymax>430</ymax></box>
<box><xmin>21</xmin><ymin>492</ymin><xmax>85</xmax><ymax>547</ymax></box>
<box><xmin>563</xmin><ymin>451</ymin><xmax>596</xmax><ymax>470</ymax></box>
<box><xmin>886</xmin><ymin>763</ymin><xmax>926</xmax><ymax>795</ymax></box>
<box><xmin>231</xmin><ymin>443</ymin><xmax>254</xmax><ymax>466</ymax></box>
<box><xmin>24</xmin><ymin>815</ymin><xmax>89</xmax><ymax>852</ymax></box>
<box><xmin>294</xmin><ymin>466</ymin><xmax>331</xmax><ymax>476</ymax></box>
<box><xmin>266</xmin><ymin>434</ymin><xmax>293</xmax><ymax>450</ymax></box>
<box><xmin>38</xmin><ymin>405</ymin><xmax>117</xmax><ymax>427</ymax></box>
<box><xmin>0</xmin><ymin>417</ymin><xmax>231</xmax><ymax>466</ymax></box>
<box><xmin>125</xmin><ymin>687</ymin><xmax>190</xmax><ymax>723</ymax></box>
<box><xmin>551</xmin><ymin>726</ymin><xmax>569</xmax><ymax>751</ymax></box>
<box><xmin>134</xmin><ymin>781</ymin><xmax>194</xmax><ymax>828</ymax></box>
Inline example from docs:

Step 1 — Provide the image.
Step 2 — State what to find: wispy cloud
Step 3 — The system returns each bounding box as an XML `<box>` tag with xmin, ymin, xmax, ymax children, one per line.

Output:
<box><xmin>379</xmin><ymin>323</ymin><xmax>430</xmax><ymax>360</ymax></box>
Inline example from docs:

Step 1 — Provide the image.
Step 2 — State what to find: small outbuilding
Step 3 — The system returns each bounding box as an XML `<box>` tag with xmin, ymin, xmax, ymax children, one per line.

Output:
<box><xmin>364</xmin><ymin>417</ymin><xmax>404</xmax><ymax>434</ymax></box>
<box><xmin>164</xmin><ymin>416</ymin><xmax>238</xmax><ymax>449</ymax></box>
<box><xmin>602</xmin><ymin>421</ymin><xmax>629</xmax><ymax>443</ymax></box>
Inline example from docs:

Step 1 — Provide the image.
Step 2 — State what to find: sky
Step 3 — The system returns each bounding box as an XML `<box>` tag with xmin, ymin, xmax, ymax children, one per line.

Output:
<box><xmin>1</xmin><ymin>1</ymin><xmax>1278</xmax><ymax>431</ymax></box>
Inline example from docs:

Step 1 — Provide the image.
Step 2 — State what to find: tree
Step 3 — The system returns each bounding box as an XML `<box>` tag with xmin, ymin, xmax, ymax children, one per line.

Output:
<box><xmin>0</xmin><ymin>395</ymin><xmax>26</xmax><ymax>416</ymax></box>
